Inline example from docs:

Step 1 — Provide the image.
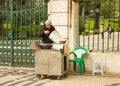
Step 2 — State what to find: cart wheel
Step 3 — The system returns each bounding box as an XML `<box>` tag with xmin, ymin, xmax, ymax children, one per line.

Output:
<box><xmin>41</xmin><ymin>75</ymin><xmax>45</xmax><ymax>79</ymax></box>
<box><xmin>36</xmin><ymin>74</ymin><xmax>41</xmax><ymax>78</ymax></box>
<box><xmin>57</xmin><ymin>76</ymin><xmax>61</xmax><ymax>80</ymax></box>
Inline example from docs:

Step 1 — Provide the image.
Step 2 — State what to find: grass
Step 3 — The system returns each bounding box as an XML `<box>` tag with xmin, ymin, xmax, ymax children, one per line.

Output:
<box><xmin>4</xmin><ymin>23</ymin><xmax>10</xmax><ymax>30</ymax></box>
<box><xmin>85</xmin><ymin>20</ymin><xmax>94</xmax><ymax>30</ymax></box>
<box><xmin>85</xmin><ymin>18</ymin><xmax>119</xmax><ymax>32</ymax></box>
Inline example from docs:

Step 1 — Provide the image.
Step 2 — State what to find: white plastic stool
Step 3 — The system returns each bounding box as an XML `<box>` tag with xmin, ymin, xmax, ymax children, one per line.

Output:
<box><xmin>92</xmin><ymin>58</ymin><xmax>104</xmax><ymax>75</ymax></box>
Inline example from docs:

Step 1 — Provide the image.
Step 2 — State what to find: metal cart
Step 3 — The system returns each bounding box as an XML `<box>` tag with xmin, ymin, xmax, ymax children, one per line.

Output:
<box><xmin>35</xmin><ymin>49</ymin><xmax>69</xmax><ymax>79</ymax></box>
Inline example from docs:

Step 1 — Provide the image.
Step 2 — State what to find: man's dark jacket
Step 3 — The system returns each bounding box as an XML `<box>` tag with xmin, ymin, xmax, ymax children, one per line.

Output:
<box><xmin>38</xmin><ymin>25</ymin><xmax>55</xmax><ymax>44</ymax></box>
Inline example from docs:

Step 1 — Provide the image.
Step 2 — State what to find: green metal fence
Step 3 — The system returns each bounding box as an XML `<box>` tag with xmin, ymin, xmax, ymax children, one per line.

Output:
<box><xmin>0</xmin><ymin>0</ymin><xmax>47</xmax><ymax>66</ymax></box>
<box><xmin>79</xmin><ymin>0</ymin><xmax>120</xmax><ymax>53</ymax></box>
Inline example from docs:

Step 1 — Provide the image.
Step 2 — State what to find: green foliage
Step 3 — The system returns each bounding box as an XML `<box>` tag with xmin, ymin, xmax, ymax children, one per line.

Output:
<box><xmin>85</xmin><ymin>19</ymin><xmax>94</xmax><ymax>30</ymax></box>
<box><xmin>78</xmin><ymin>0</ymin><xmax>119</xmax><ymax>34</ymax></box>
<box><xmin>84</xmin><ymin>18</ymin><xmax>118</xmax><ymax>32</ymax></box>
<box><xmin>19</xmin><ymin>24</ymin><xmax>42</xmax><ymax>37</ymax></box>
<box><xmin>77</xmin><ymin>0</ymin><xmax>116</xmax><ymax>17</ymax></box>
<box><xmin>79</xmin><ymin>16</ymin><xmax>85</xmax><ymax>34</ymax></box>
<box><xmin>3</xmin><ymin>22</ymin><xmax>42</xmax><ymax>38</ymax></box>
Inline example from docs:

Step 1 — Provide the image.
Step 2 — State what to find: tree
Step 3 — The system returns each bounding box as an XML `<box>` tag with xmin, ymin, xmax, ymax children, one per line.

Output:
<box><xmin>76</xmin><ymin>0</ymin><xmax>116</xmax><ymax>32</ymax></box>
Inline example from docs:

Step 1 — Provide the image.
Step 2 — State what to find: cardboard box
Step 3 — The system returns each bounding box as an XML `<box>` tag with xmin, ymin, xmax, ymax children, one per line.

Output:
<box><xmin>63</xmin><ymin>44</ymin><xmax>69</xmax><ymax>56</ymax></box>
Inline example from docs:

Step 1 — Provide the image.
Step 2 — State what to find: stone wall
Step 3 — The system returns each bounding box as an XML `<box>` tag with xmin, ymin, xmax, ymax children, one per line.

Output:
<box><xmin>69</xmin><ymin>52</ymin><xmax>120</xmax><ymax>74</ymax></box>
<box><xmin>84</xmin><ymin>52</ymin><xmax>120</xmax><ymax>74</ymax></box>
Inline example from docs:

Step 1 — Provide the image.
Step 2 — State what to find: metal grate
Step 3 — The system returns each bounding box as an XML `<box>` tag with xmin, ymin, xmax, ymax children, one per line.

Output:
<box><xmin>0</xmin><ymin>0</ymin><xmax>47</xmax><ymax>66</ymax></box>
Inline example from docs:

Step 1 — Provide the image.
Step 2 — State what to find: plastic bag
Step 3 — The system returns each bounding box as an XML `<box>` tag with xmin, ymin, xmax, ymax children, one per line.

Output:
<box><xmin>49</xmin><ymin>30</ymin><xmax>65</xmax><ymax>44</ymax></box>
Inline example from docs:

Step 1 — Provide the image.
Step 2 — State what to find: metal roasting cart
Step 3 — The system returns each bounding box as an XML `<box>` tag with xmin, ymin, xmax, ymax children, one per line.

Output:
<box><xmin>35</xmin><ymin>49</ymin><xmax>69</xmax><ymax>79</ymax></box>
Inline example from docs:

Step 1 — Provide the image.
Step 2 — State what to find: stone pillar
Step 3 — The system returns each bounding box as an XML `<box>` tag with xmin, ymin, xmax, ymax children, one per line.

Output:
<box><xmin>48</xmin><ymin>0</ymin><xmax>79</xmax><ymax>49</ymax></box>
<box><xmin>48</xmin><ymin>0</ymin><xmax>68</xmax><ymax>40</ymax></box>
<box><xmin>68</xmin><ymin>1</ymin><xmax>79</xmax><ymax>50</ymax></box>
<box><xmin>48</xmin><ymin>0</ymin><xmax>79</xmax><ymax>71</ymax></box>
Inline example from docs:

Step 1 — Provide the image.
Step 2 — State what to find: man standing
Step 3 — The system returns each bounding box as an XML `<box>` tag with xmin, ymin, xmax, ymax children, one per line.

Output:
<box><xmin>38</xmin><ymin>20</ymin><xmax>55</xmax><ymax>44</ymax></box>
<box><xmin>108</xmin><ymin>24</ymin><xmax>113</xmax><ymax>39</ymax></box>
<box><xmin>100</xmin><ymin>24</ymin><xmax>104</xmax><ymax>39</ymax></box>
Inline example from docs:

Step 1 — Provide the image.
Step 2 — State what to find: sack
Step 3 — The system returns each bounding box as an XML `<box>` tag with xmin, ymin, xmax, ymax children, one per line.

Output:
<box><xmin>30</xmin><ymin>41</ymin><xmax>40</xmax><ymax>50</ymax></box>
<box><xmin>49</xmin><ymin>30</ymin><xmax>65</xmax><ymax>44</ymax></box>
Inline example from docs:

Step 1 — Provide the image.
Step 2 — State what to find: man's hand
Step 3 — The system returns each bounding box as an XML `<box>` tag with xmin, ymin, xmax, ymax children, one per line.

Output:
<box><xmin>44</xmin><ymin>30</ymin><xmax>50</xmax><ymax>35</ymax></box>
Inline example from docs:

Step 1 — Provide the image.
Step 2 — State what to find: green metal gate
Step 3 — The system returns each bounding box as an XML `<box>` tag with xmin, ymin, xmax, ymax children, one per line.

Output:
<box><xmin>78</xmin><ymin>0</ymin><xmax>120</xmax><ymax>53</ymax></box>
<box><xmin>0</xmin><ymin>0</ymin><xmax>47</xmax><ymax>66</ymax></box>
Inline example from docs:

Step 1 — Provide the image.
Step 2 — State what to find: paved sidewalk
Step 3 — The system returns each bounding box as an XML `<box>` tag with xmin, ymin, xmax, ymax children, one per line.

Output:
<box><xmin>0</xmin><ymin>66</ymin><xmax>120</xmax><ymax>86</ymax></box>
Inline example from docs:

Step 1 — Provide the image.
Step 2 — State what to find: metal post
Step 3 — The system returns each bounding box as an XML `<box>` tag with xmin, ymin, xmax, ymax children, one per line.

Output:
<box><xmin>107</xmin><ymin>0</ymin><xmax>110</xmax><ymax>51</ymax></box>
<box><xmin>112</xmin><ymin>0</ymin><xmax>115</xmax><ymax>51</ymax></box>
<box><xmin>118</xmin><ymin>0</ymin><xmax>120</xmax><ymax>51</ymax></box>
<box><xmin>10</xmin><ymin>0</ymin><xmax>13</xmax><ymax>66</ymax></box>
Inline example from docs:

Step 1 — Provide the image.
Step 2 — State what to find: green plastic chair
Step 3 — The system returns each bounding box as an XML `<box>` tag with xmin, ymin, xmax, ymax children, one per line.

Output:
<box><xmin>69</xmin><ymin>46</ymin><xmax>87</xmax><ymax>75</ymax></box>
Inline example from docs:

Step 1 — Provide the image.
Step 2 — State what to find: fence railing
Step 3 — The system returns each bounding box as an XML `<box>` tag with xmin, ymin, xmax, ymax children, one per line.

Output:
<box><xmin>0</xmin><ymin>0</ymin><xmax>47</xmax><ymax>66</ymax></box>
<box><xmin>79</xmin><ymin>0</ymin><xmax>120</xmax><ymax>53</ymax></box>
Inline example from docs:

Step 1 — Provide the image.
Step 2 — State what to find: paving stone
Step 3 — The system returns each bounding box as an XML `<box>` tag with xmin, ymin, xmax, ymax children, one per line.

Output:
<box><xmin>0</xmin><ymin>67</ymin><xmax>120</xmax><ymax>86</ymax></box>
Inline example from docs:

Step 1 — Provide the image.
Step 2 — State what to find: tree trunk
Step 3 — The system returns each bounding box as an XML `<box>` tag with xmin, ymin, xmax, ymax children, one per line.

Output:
<box><xmin>0</xmin><ymin>19</ymin><xmax>2</xmax><ymax>35</ymax></box>
<box><xmin>94</xmin><ymin>4</ymin><xmax>100</xmax><ymax>30</ymax></box>
<box><xmin>94</xmin><ymin>12</ymin><xmax>100</xmax><ymax>30</ymax></box>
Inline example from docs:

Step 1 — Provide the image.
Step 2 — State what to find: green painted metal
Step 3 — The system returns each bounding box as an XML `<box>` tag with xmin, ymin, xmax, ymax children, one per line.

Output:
<box><xmin>10</xmin><ymin>0</ymin><xmax>14</xmax><ymax>66</ymax></box>
<box><xmin>0</xmin><ymin>0</ymin><xmax>47</xmax><ymax>66</ymax></box>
